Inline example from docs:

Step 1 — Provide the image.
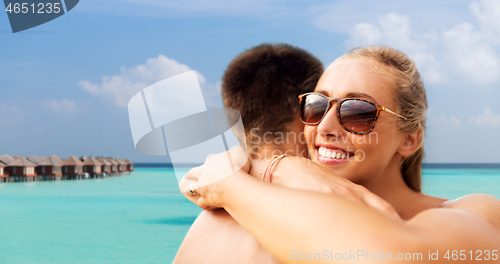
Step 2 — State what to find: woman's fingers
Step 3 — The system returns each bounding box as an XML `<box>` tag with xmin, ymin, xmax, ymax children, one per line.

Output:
<box><xmin>178</xmin><ymin>166</ymin><xmax>204</xmax><ymax>207</ymax></box>
<box><xmin>179</xmin><ymin>148</ymin><xmax>247</xmax><ymax>209</ymax></box>
<box><xmin>195</xmin><ymin>146</ymin><xmax>250</xmax><ymax>190</ymax></box>
<box><xmin>179</xmin><ymin>166</ymin><xmax>200</xmax><ymax>192</ymax></box>
<box><xmin>196</xmin><ymin>197</ymin><xmax>216</xmax><ymax>210</ymax></box>
<box><xmin>229</xmin><ymin>146</ymin><xmax>251</xmax><ymax>173</ymax></box>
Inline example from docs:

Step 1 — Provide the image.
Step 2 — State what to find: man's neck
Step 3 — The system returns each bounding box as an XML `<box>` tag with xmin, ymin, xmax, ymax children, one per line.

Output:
<box><xmin>247</xmin><ymin>143</ymin><xmax>306</xmax><ymax>178</ymax></box>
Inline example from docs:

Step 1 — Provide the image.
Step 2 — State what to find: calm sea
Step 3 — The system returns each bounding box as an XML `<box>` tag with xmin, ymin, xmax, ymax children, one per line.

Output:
<box><xmin>0</xmin><ymin>165</ymin><xmax>499</xmax><ymax>264</ymax></box>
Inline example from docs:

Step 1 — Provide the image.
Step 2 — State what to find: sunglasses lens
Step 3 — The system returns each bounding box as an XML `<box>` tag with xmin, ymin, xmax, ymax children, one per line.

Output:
<box><xmin>339</xmin><ymin>100</ymin><xmax>378</xmax><ymax>133</ymax></box>
<box><xmin>300</xmin><ymin>94</ymin><xmax>329</xmax><ymax>124</ymax></box>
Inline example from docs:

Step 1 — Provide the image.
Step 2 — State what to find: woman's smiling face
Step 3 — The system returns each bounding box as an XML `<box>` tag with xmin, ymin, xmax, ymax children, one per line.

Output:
<box><xmin>305</xmin><ymin>57</ymin><xmax>406</xmax><ymax>184</ymax></box>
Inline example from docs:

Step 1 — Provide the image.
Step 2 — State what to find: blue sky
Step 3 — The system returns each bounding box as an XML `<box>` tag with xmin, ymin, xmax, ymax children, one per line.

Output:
<box><xmin>1</xmin><ymin>0</ymin><xmax>499</xmax><ymax>163</ymax></box>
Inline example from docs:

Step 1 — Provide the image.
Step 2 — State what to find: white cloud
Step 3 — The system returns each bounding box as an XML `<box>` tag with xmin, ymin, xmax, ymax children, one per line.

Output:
<box><xmin>427</xmin><ymin>108</ymin><xmax>462</xmax><ymax>129</ymax></box>
<box><xmin>378</xmin><ymin>13</ymin><xmax>414</xmax><ymax>48</ymax></box>
<box><xmin>345</xmin><ymin>13</ymin><xmax>447</xmax><ymax>84</ymax></box>
<box><xmin>411</xmin><ymin>53</ymin><xmax>446</xmax><ymax>83</ymax></box>
<box><xmin>41</xmin><ymin>99</ymin><xmax>78</xmax><ymax>114</ymax></box>
<box><xmin>470</xmin><ymin>0</ymin><xmax>500</xmax><ymax>43</ymax></box>
<box><xmin>78</xmin><ymin>0</ymin><xmax>500</xmax><ymax>86</ymax></box>
<box><xmin>348</xmin><ymin>23</ymin><xmax>380</xmax><ymax>46</ymax></box>
<box><xmin>468</xmin><ymin>107</ymin><xmax>500</xmax><ymax>127</ymax></box>
<box><xmin>0</xmin><ymin>102</ymin><xmax>24</xmax><ymax>121</ymax></box>
<box><xmin>318</xmin><ymin>0</ymin><xmax>500</xmax><ymax>85</ymax></box>
<box><xmin>346</xmin><ymin>13</ymin><xmax>421</xmax><ymax>50</ymax></box>
<box><xmin>443</xmin><ymin>22</ymin><xmax>500</xmax><ymax>83</ymax></box>
<box><xmin>311</xmin><ymin>1</ymin><xmax>472</xmax><ymax>33</ymax></box>
<box><xmin>79</xmin><ymin>55</ymin><xmax>221</xmax><ymax>108</ymax></box>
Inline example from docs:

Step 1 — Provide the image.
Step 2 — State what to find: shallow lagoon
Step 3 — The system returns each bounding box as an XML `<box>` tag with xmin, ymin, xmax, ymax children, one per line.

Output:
<box><xmin>0</xmin><ymin>166</ymin><xmax>499</xmax><ymax>263</ymax></box>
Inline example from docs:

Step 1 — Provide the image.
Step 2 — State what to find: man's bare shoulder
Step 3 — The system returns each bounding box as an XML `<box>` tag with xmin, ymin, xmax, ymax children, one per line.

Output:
<box><xmin>173</xmin><ymin>209</ymin><xmax>280</xmax><ymax>264</ymax></box>
<box><xmin>173</xmin><ymin>209</ymin><xmax>240</xmax><ymax>264</ymax></box>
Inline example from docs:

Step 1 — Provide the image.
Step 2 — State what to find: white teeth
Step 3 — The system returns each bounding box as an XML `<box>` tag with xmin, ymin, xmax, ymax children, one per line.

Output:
<box><xmin>318</xmin><ymin>147</ymin><xmax>351</xmax><ymax>159</ymax></box>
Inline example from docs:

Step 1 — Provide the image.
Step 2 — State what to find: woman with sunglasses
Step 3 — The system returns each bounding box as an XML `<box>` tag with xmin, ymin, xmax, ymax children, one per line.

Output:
<box><xmin>181</xmin><ymin>46</ymin><xmax>500</xmax><ymax>263</ymax></box>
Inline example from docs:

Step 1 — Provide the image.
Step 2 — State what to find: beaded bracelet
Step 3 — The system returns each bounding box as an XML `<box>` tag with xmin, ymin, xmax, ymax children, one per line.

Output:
<box><xmin>259</xmin><ymin>154</ymin><xmax>291</xmax><ymax>183</ymax></box>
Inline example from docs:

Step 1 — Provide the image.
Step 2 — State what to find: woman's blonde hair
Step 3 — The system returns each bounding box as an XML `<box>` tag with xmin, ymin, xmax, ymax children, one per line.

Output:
<box><xmin>344</xmin><ymin>46</ymin><xmax>426</xmax><ymax>192</ymax></box>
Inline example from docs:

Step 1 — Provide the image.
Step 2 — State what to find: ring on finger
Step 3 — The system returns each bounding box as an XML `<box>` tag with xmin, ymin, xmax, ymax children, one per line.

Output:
<box><xmin>189</xmin><ymin>181</ymin><xmax>195</xmax><ymax>194</ymax></box>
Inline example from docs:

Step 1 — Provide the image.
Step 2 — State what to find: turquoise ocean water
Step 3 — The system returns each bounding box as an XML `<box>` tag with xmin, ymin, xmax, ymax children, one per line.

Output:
<box><xmin>0</xmin><ymin>166</ymin><xmax>499</xmax><ymax>263</ymax></box>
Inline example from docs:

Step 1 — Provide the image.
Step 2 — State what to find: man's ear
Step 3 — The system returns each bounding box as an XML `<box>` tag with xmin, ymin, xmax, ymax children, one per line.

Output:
<box><xmin>397</xmin><ymin>126</ymin><xmax>421</xmax><ymax>158</ymax></box>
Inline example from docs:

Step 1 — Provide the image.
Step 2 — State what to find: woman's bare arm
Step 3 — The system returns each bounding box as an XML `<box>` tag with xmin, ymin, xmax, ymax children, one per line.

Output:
<box><xmin>179</xmin><ymin>148</ymin><xmax>500</xmax><ymax>263</ymax></box>
<box><xmin>180</xmin><ymin>150</ymin><xmax>401</xmax><ymax>220</ymax></box>
<box><xmin>200</xmin><ymin>170</ymin><xmax>500</xmax><ymax>263</ymax></box>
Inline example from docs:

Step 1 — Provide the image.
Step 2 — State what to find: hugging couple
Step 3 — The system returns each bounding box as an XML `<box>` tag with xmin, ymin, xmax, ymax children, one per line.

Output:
<box><xmin>174</xmin><ymin>44</ymin><xmax>500</xmax><ymax>264</ymax></box>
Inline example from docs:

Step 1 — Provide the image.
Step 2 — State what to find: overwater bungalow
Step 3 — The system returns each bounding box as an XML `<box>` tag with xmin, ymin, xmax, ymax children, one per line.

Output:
<box><xmin>50</xmin><ymin>155</ymin><xmax>64</xmax><ymax>164</ymax></box>
<box><xmin>1</xmin><ymin>154</ymin><xmax>132</xmax><ymax>183</ymax></box>
<box><xmin>0</xmin><ymin>161</ymin><xmax>8</xmax><ymax>182</ymax></box>
<box><xmin>0</xmin><ymin>155</ymin><xmax>15</xmax><ymax>180</ymax></box>
<box><xmin>83</xmin><ymin>156</ymin><xmax>102</xmax><ymax>178</ymax></box>
<box><xmin>26</xmin><ymin>155</ymin><xmax>42</xmax><ymax>165</ymax></box>
<box><xmin>124</xmin><ymin>159</ymin><xmax>134</xmax><ymax>173</ymax></box>
<box><xmin>106</xmin><ymin>158</ymin><xmax>118</xmax><ymax>176</ymax></box>
<box><xmin>96</xmin><ymin>157</ymin><xmax>111</xmax><ymax>176</ymax></box>
<box><xmin>62</xmin><ymin>155</ymin><xmax>84</xmax><ymax>180</ymax></box>
<box><xmin>117</xmin><ymin>159</ymin><xmax>127</xmax><ymax>174</ymax></box>
<box><xmin>37</xmin><ymin>155</ymin><xmax>63</xmax><ymax>181</ymax></box>
<box><xmin>0</xmin><ymin>154</ymin><xmax>15</xmax><ymax>166</ymax></box>
<box><xmin>7</xmin><ymin>157</ymin><xmax>37</xmax><ymax>182</ymax></box>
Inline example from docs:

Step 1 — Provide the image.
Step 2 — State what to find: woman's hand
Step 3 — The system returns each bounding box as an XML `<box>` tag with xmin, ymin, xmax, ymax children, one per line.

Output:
<box><xmin>271</xmin><ymin>157</ymin><xmax>401</xmax><ymax>221</ymax></box>
<box><xmin>179</xmin><ymin>146</ymin><xmax>250</xmax><ymax>209</ymax></box>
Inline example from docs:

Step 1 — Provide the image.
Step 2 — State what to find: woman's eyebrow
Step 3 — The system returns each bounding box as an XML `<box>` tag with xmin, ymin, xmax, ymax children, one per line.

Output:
<box><xmin>345</xmin><ymin>92</ymin><xmax>378</xmax><ymax>104</ymax></box>
<box><xmin>315</xmin><ymin>90</ymin><xmax>329</xmax><ymax>96</ymax></box>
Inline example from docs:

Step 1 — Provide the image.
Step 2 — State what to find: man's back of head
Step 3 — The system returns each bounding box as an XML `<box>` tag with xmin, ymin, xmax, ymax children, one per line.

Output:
<box><xmin>222</xmin><ymin>43</ymin><xmax>323</xmax><ymax>158</ymax></box>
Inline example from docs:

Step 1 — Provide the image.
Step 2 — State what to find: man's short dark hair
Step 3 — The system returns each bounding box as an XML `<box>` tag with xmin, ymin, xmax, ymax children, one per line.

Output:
<box><xmin>222</xmin><ymin>43</ymin><xmax>323</xmax><ymax>147</ymax></box>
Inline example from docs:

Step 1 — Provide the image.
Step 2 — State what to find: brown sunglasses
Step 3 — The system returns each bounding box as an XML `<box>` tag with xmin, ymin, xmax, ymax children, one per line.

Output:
<box><xmin>299</xmin><ymin>92</ymin><xmax>407</xmax><ymax>135</ymax></box>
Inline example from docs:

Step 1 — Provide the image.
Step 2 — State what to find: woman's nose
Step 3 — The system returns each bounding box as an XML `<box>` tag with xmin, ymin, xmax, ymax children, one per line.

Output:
<box><xmin>317</xmin><ymin>104</ymin><xmax>346</xmax><ymax>140</ymax></box>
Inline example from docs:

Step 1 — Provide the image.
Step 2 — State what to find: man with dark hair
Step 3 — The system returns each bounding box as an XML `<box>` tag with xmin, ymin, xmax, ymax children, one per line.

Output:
<box><xmin>174</xmin><ymin>43</ymin><xmax>323</xmax><ymax>263</ymax></box>
<box><xmin>222</xmin><ymin>43</ymin><xmax>323</xmax><ymax>158</ymax></box>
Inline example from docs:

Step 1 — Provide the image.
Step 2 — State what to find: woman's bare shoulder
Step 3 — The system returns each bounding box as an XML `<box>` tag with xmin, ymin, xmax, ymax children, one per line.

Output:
<box><xmin>440</xmin><ymin>193</ymin><xmax>500</xmax><ymax>230</ymax></box>
<box><xmin>402</xmin><ymin>194</ymin><xmax>500</xmax><ymax>249</ymax></box>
